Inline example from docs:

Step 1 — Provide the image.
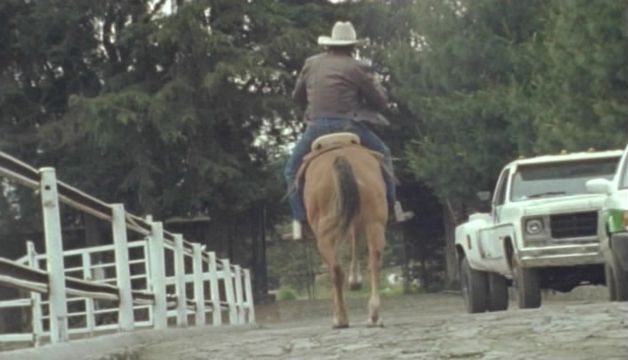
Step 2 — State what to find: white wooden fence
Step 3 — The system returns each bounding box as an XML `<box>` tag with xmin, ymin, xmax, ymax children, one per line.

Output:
<box><xmin>0</xmin><ymin>151</ymin><xmax>255</xmax><ymax>347</ymax></box>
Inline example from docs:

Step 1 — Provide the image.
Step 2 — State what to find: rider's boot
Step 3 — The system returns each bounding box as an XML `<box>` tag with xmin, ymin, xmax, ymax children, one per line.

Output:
<box><xmin>292</xmin><ymin>219</ymin><xmax>303</xmax><ymax>240</ymax></box>
<box><xmin>393</xmin><ymin>201</ymin><xmax>414</xmax><ymax>223</ymax></box>
<box><xmin>281</xmin><ymin>220</ymin><xmax>314</xmax><ymax>241</ymax></box>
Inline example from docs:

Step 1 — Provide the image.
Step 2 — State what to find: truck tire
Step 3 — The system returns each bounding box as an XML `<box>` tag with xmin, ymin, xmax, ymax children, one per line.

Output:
<box><xmin>460</xmin><ymin>257</ymin><xmax>488</xmax><ymax>313</ymax></box>
<box><xmin>610</xmin><ymin>235</ymin><xmax>628</xmax><ymax>301</ymax></box>
<box><xmin>613</xmin><ymin>261</ymin><xmax>628</xmax><ymax>301</ymax></box>
<box><xmin>605</xmin><ymin>263</ymin><xmax>618</xmax><ymax>301</ymax></box>
<box><xmin>487</xmin><ymin>272</ymin><xmax>509</xmax><ymax>311</ymax></box>
<box><xmin>513</xmin><ymin>260</ymin><xmax>541</xmax><ymax>309</ymax></box>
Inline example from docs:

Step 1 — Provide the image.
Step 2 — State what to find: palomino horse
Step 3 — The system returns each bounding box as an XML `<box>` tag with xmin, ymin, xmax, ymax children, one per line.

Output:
<box><xmin>301</xmin><ymin>133</ymin><xmax>388</xmax><ymax>328</ymax></box>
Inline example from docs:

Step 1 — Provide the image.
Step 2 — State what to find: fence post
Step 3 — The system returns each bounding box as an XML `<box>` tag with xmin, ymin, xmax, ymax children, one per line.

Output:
<box><xmin>39</xmin><ymin>167</ymin><xmax>68</xmax><ymax>344</ymax></box>
<box><xmin>233</xmin><ymin>265</ymin><xmax>245</xmax><ymax>325</ymax></box>
<box><xmin>174</xmin><ymin>234</ymin><xmax>187</xmax><ymax>327</ymax></box>
<box><xmin>26</xmin><ymin>241</ymin><xmax>43</xmax><ymax>346</ymax></box>
<box><xmin>112</xmin><ymin>204</ymin><xmax>134</xmax><ymax>331</ymax></box>
<box><xmin>221</xmin><ymin>259</ymin><xmax>237</xmax><ymax>325</ymax></box>
<box><xmin>148</xmin><ymin>221</ymin><xmax>167</xmax><ymax>329</ymax></box>
<box><xmin>207</xmin><ymin>252</ymin><xmax>221</xmax><ymax>326</ymax></box>
<box><xmin>192</xmin><ymin>244</ymin><xmax>205</xmax><ymax>326</ymax></box>
<box><xmin>243</xmin><ymin>269</ymin><xmax>255</xmax><ymax>324</ymax></box>
<box><xmin>82</xmin><ymin>252</ymin><xmax>96</xmax><ymax>333</ymax></box>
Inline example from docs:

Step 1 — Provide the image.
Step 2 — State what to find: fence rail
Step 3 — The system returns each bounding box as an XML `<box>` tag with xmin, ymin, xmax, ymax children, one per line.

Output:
<box><xmin>0</xmin><ymin>151</ymin><xmax>255</xmax><ymax>347</ymax></box>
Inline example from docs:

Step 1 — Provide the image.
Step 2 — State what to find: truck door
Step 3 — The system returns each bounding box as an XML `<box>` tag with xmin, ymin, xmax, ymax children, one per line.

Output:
<box><xmin>480</xmin><ymin>168</ymin><xmax>510</xmax><ymax>259</ymax></box>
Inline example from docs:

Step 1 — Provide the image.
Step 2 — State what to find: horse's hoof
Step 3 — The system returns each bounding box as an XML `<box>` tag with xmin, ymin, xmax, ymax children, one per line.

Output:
<box><xmin>332</xmin><ymin>323</ymin><xmax>350</xmax><ymax>329</ymax></box>
<box><xmin>367</xmin><ymin>319</ymin><xmax>384</xmax><ymax>328</ymax></box>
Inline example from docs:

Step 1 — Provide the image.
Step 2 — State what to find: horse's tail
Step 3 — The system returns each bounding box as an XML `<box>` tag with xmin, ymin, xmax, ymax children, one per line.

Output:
<box><xmin>327</xmin><ymin>156</ymin><xmax>360</xmax><ymax>242</ymax></box>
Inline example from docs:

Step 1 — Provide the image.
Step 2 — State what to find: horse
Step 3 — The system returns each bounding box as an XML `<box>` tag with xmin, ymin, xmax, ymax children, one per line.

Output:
<box><xmin>301</xmin><ymin>133</ymin><xmax>388</xmax><ymax>328</ymax></box>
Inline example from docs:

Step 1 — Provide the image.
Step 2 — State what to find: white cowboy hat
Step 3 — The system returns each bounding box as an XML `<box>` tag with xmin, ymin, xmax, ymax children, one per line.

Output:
<box><xmin>317</xmin><ymin>21</ymin><xmax>366</xmax><ymax>46</ymax></box>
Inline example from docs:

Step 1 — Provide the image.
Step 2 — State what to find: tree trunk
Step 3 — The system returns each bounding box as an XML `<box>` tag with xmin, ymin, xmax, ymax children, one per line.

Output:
<box><xmin>250</xmin><ymin>205</ymin><xmax>270</xmax><ymax>303</ymax></box>
<box><xmin>443</xmin><ymin>198</ymin><xmax>464</xmax><ymax>289</ymax></box>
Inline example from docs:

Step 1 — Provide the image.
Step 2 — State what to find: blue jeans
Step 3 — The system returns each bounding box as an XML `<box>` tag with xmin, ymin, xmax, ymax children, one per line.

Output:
<box><xmin>283</xmin><ymin>118</ymin><xmax>395</xmax><ymax>221</ymax></box>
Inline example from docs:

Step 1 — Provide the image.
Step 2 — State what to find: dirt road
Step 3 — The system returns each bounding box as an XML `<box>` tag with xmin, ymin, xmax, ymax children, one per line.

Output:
<box><xmin>137</xmin><ymin>290</ymin><xmax>627</xmax><ymax>360</ymax></box>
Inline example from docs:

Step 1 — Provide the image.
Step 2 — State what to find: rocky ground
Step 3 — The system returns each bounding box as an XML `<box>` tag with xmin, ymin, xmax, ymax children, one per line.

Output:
<box><xmin>136</xmin><ymin>289</ymin><xmax>628</xmax><ymax>360</ymax></box>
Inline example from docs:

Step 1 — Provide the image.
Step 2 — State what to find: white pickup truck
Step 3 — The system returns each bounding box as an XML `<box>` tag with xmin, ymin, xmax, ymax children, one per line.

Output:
<box><xmin>455</xmin><ymin>150</ymin><xmax>622</xmax><ymax>313</ymax></box>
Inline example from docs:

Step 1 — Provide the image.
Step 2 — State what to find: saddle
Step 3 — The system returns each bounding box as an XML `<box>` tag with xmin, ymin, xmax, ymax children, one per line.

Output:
<box><xmin>311</xmin><ymin>132</ymin><xmax>360</xmax><ymax>152</ymax></box>
<box><xmin>294</xmin><ymin>132</ymin><xmax>386</xmax><ymax>185</ymax></box>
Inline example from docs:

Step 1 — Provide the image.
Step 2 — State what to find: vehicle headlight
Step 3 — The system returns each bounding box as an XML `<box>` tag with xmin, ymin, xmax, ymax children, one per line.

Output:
<box><xmin>525</xmin><ymin>218</ymin><xmax>544</xmax><ymax>235</ymax></box>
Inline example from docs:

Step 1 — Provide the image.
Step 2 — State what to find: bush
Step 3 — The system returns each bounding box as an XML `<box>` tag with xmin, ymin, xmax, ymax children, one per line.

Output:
<box><xmin>276</xmin><ymin>287</ymin><xmax>297</xmax><ymax>301</ymax></box>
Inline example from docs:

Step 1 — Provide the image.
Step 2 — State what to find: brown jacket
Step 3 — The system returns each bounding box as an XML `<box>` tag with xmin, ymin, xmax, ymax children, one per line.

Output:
<box><xmin>292</xmin><ymin>52</ymin><xmax>390</xmax><ymax>126</ymax></box>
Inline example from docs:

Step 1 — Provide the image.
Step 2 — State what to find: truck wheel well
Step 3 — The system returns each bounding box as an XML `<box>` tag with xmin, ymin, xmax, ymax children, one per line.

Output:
<box><xmin>504</xmin><ymin>238</ymin><xmax>514</xmax><ymax>270</ymax></box>
<box><xmin>456</xmin><ymin>244</ymin><xmax>465</xmax><ymax>263</ymax></box>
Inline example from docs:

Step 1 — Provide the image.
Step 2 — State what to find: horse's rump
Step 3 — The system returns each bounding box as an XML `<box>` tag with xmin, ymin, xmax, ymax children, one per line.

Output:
<box><xmin>303</xmin><ymin>146</ymin><xmax>387</xmax><ymax>242</ymax></box>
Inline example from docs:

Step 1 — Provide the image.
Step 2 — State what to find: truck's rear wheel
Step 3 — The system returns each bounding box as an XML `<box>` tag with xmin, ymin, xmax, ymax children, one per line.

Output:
<box><xmin>460</xmin><ymin>257</ymin><xmax>488</xmax><ymax>313</ymax></box>
<box><xmin>487</xmin><ymin>272</ymin><xmax>509</xmax><ymax>311</ymax></box>
<box><xmin>513</xmin><ymin>260</ymin><xmax>541</xmax><ymax>309</ymax></box>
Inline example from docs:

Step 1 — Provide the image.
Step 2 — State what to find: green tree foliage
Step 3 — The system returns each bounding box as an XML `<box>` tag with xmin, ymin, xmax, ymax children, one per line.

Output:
<box><xmin>1</xmin><ymin>0</ymin><xmax>342</xmax><ymax>220</ymax></box>
<box><xmin>531</xmin><ymin>0</ymin><xmax>628</xmax><ymax>152</ymax></box>
<box><xmin>57</xmin><ymin>0</ymin><xmax>317</xmax><ymax>217</ymax></box>
<box><xmin>389</xmin><ymin>0</ymin><xmax>531</xmax><ymax>200</ymax></box>
<box><xmin>0</xmin><ymin>0</ymin><xmax>101</xmax><ymax>156</ymax></box>
<box><xmin>388</xmin><ymin>0</ymin><xmax>627</xmax><ymax>202</ymax></box>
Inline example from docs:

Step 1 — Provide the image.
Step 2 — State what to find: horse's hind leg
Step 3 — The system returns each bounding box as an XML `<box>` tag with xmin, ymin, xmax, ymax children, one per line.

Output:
<box><xmin>317</xmin><ymin>238</ymin><xmax>349</xmax><ymax>328</ymax></box>
<box><xmin>366</xmin><ymin>223</ymin><xmax>385</xmax><ymax>327</ymax></box>
<box><xmin>348</xmin><ymin>230</ymin><xmax>363</xmax><ymax>290</ymax></box>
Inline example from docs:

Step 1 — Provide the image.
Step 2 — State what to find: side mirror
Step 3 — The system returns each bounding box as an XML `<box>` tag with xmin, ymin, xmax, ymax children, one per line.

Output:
<box><xmin>586</xmin><ymin>178</ymin><xmax>612</xmax><ymax>194</ymax></box>
<box><xmin>476</xmin><ymin>191</ymin><xmax>491</xmax><ymax>202</ymax></box>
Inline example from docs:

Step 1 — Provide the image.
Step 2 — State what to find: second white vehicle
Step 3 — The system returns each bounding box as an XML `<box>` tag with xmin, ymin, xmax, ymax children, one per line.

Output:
<box><xmin>586</xmin><ymin>144</ymin><xmax>628</xmax><ymax>301</ymax></box>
